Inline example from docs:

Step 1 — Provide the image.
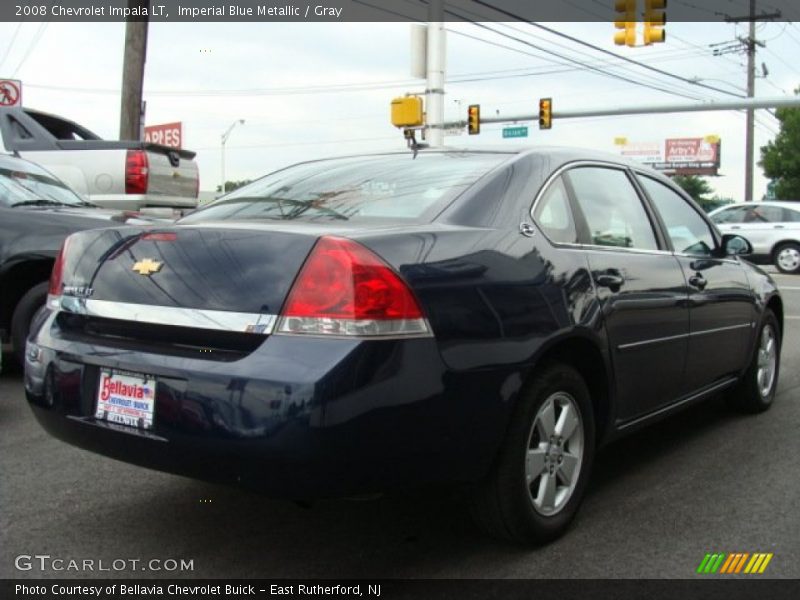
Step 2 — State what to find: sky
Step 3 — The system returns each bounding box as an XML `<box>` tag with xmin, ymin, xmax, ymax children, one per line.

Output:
<box><xmin>0</xmin><ymin>18</ymin><xmax>798</xmax><ymax>201</ymax></box>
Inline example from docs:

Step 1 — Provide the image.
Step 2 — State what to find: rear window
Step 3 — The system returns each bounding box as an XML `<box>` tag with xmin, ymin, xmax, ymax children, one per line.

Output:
<box><xmin>0</xmin><ymin>163</ymin><xmax>86</xmax><ymax>207</ymax></box>
<box><xmin>181</xmin><ymin>153</ymin><xmax>508</xmax><ymax>224</ymax></box>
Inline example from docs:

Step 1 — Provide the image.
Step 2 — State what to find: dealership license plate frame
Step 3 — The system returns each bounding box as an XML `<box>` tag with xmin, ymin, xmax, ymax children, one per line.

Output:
<box><xmin>95</xmin><ymin>368</ymin><xmax>157</xmax><ymax>430</ymax></box>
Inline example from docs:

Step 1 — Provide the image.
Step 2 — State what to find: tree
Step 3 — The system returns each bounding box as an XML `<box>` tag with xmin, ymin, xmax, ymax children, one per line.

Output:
<box><xmin>216</xmin><ymin>179</ymin><xmax>252</xmax><ymax>194</ymax></box>
<box><xmin>759</xmin><ymin>88</ymin><xmax>800</xmax><ymax>200</ymax></box>
<box><xmin>671</xmin><ymin>174</ymin><xmax>724</xmax><ymax>212</ymax></box>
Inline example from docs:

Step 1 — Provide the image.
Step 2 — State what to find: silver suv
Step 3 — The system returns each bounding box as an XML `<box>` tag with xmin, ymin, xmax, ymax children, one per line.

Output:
<box><xmin>710</xmin><ymin>201</ymin><xmax>800</xmax><ymax>274</ymax></box>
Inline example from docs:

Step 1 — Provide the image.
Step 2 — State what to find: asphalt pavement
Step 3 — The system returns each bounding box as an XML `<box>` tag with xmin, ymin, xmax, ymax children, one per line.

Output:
<box><xmin>2</xmin><ymin>271</ymin><xmax>799</xmax><ymax>580</ymax></box>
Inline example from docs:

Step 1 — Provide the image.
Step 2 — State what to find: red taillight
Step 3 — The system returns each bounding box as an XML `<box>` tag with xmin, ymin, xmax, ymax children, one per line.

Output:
<box><xmin>125</xmin><ymin>149</ymin><xmax>149</xmax><ymax>195</ymax></box>
<box><xmin>278</xmin><ymin>237</ymin><xmax>429</xmax><ymax>337</ymax></box>
<box><xmin>48</xmin><ymin>237</ymin><xmax>69</xmax><ymax>298</ymax></box>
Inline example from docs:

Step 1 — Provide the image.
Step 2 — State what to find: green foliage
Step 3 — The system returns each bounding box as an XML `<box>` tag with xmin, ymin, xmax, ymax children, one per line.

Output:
<box><xmin>759</xmin><ymin>88</ymin><xmax>800</xmax><ymax>200</ymax></box>
<box><xmin>672</xmin><ymin>174</ymin><xmax>713</xmax><ymax>201</ymax></box>
<box><xmin>670</xmin><ymin>175</ymin><xmax>729</xmax><ymax>213</ymax></box>
<box><xmin>216</xmin><ymin>179</ymin><xmax>253</xmax><ymax>193</ymax></box>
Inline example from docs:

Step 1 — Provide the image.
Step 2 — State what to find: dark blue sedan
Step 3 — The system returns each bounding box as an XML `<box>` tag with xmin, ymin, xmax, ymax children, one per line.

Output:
<box><xmin>26</xmin><ymin>148</ymin><xmax>782</xmax><ymax>543</ymax></box>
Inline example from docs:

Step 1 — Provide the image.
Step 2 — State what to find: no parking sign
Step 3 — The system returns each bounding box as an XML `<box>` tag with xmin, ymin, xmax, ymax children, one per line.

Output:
<box><xmin>0</xmin><ymin>79</ymin><xmax>22</xmax><ymax>108</ymax></box>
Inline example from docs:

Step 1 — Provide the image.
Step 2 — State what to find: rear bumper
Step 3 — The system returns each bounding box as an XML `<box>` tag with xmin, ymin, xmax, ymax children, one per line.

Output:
<box><xmin>25</xmin><ymin>311</ymin><xmax>517</xmax><ymax>498</ymax></box>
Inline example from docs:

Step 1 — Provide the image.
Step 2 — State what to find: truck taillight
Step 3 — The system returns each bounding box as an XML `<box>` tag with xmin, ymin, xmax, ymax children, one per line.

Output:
<box><xmin>277</xmin><ymin>237</ymin><xmax>430</xmax><ymax>337</ymax></box>
<box><xmin>125</xmin><ymin>150</ymin><xmax>149</xmax><ymax>195</ymax></box>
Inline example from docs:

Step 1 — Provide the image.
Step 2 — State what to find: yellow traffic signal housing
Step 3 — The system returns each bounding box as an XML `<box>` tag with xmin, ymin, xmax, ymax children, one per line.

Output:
<box><xmin>539</xmin><ymin>98</ymin><xmax>552</xmax><ymax>130</ymax></box>
<box><xmin>468</xmin><ymin>104</ymin><xmax>480</xmax><ymax>135</ymax></box>
<box><xmin>391</xmin><ymin>96</ymin><xmax>424</xmax><ymax>128</ymax></box>
<box><xmin>643</xmin><ymin>0</ymin><xmax>667</xmax><ymax>45</ymax></box>
<box><xmin>614</xmin><ymin>0</ymin><xmax>637</xmax><ymax>47</ymax></box>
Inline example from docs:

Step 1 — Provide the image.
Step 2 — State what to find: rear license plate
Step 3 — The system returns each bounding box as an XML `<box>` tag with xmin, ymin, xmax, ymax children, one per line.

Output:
<box><xmin>95</xmin><ymin>369</ymin><xmax>156</xmax><ymax>430</ymax></box>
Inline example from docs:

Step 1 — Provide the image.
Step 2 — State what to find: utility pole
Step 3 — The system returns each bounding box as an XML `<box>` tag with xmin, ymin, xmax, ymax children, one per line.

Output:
<box><xmin>119</xmin><ymin>0</ymin><xmax>149</xmax><ymax>140</ymax></box>
<box><xmin>425</xmin><ymin>0</ymin><xmax>445</xmax><ymax>147</ymax></box>
<box><xmin>745</xmin><ymin>0</ymin><xmax>757</xmax><ymax>202</ymax></box>
<box><xmin>724</xmin><ymin>0</ymin><xmax>780</xmax><ymax>201</ymax></box>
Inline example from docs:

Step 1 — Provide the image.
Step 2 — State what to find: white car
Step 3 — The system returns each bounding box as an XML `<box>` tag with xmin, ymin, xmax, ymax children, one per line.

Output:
<box><xmin>709</xmin><ymin>201</ymin><xmax>800</xmax><ymax>274</ymax></box>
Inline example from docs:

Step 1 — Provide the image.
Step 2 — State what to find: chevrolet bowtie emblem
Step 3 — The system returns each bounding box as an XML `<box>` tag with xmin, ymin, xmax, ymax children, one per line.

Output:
<box><xmin>132</xmin><ymin>258</ymin><xmax>164</xmax><ymax>276</ymax></box>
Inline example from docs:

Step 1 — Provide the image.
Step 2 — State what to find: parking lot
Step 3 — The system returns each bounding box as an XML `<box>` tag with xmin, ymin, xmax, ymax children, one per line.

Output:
<box><xmin>1</xmin><ymin>269</ymin><xmax>799</xmax><ymax>580</ymax></box>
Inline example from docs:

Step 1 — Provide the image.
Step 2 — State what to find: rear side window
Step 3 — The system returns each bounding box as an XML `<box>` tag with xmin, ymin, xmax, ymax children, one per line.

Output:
<box><xmin>181</xmin><ymin>153</ymin><xmax>509</xmax><ymax>224</ymax></box>
<box><xmin>533</xmin><ymin>177</ymin><xmax>577</xmax><ymax>244</ymax></box>
<box><xmin>567</xmin><ymin>167</ymin><xmax>658</xmax><ymax>250</ymax></box>
<box><xmin>749</xmin><ymin>205</ymin><xmax>784</xmax><ymax>223</ymax></box>
<box><xmin>640</xmin><ymin>176</ymin><xmax>716</xmax><ymax>257</ymax></box>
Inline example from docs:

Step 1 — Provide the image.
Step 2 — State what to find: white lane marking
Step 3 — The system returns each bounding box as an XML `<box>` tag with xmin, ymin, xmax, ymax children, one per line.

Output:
<box><xmin>778</xmin><ymin>287</ymin><xmax>800</xmax><ymax>291</ymax></box>
<box><xmin>786</xmin><ymin>316</ymin><xmax>800</xmax><ymax>320</ymax></box>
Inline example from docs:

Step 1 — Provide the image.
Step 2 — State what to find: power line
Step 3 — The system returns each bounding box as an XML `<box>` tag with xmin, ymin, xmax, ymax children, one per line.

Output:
<box><xmin>468</xmin><ymin>0</ymin><xmax>746</xmax><ymax>99</ymax></box>
<box><xmin>461</xmin><ymin>21</ymin><xmax>706</xmax><ymax>102</ymax></box>
<box><xmin>0</xmin><ymin>23</ymin><xmax>23</xmax><ymax>71</ymax></box>
<box><xmin>11</xmin><ymin>22</ymin><xmax>49</xmax><ymax>77</ymax></box>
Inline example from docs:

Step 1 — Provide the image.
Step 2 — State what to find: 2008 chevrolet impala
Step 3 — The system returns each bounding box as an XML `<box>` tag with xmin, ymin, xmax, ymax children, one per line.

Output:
<box><xmin>25</xmin><ymin>148</ymin><xmax>782</xmax><ymax>543</ymax></box>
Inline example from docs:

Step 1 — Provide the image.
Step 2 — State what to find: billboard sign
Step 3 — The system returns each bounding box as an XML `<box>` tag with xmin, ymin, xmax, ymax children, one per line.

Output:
<box><xmin>618</xmin><ymin>137</ymin><xmax>721</xmax><ymax>175</ymax></box>
<box><xmin>144</xmin><ymin>121</ymin><xmax>182</xmax><ymax>149</ymax></box>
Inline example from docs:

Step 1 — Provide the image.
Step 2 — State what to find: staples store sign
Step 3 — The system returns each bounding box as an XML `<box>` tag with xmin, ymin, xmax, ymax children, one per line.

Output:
<box><xmin>144</xmin><ymin>122</ymin><xmax>182</xmax><ymax>149</ymax></box>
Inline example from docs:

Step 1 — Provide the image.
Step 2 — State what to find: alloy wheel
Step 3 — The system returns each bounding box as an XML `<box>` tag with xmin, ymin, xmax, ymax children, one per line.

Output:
<box><xmin>757</xmin><ymin>324</ymin><xmax>778</xmax><ymax>399</ymax></box>
<box><xmin>525</xmin><ymin>391</ymin><xmax>584</xmax><ymax>516</ymax></box>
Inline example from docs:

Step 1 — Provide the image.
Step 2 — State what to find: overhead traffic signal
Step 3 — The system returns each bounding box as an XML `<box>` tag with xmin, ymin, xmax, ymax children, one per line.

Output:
<box><xmin>468</xmin><ymin>104</ymin><xmax>480</xmax><ymax>135</ymax></box>
<box><xmin>614</xmin><ymin>0</ymin><xmax>637</xmax><ymax>47</ymax></box>
<box><xmin>643</xmin><ymin>0</ymin><xmax>667</xmax><ymax>45</ymax></box>
<box><xmin>539</xmin><ymin>98</ymin><xmax>552</xmax><ymax>130</ymax></box>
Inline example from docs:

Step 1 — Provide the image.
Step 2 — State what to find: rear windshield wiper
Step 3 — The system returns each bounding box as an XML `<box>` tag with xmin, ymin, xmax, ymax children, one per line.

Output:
<box><xmin>11</xmin><ymin>199</ymin><xmax>74</xmax><ymax>207</ymax></box>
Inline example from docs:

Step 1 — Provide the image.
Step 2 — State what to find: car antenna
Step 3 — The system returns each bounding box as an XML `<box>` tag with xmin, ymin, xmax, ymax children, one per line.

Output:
<box><xmin>403</xmin><ymin>129</ymin><xmax>428</xmax><ymax>159</ymax></box>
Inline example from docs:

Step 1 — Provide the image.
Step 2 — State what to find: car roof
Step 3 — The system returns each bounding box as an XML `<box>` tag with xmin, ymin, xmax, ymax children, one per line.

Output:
<box><xmin>295</xmin><ymin>145</ymin><xmax>664</xmax><ymax>178</ymax></box>
<box><xmin>711</xmin><ymin>201</ymin><xmax>800</xmax><ymax>213</ymax></box>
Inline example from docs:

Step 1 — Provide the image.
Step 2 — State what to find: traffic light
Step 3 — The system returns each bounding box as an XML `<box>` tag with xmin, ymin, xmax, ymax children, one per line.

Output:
<box><xmin>614</xmin><ymin>0</ymin><xmax>637</xmax><ymax>47</ymax></box>
<box><xmin>539</xmin><ymin>98</ymin><xmax>552</xmax><ymax>130</ymax></box>
<box><xmin>468</xmin><ymin>104</ymin><xmax>480</xmax><ymax>135</ymax></box>
<box><xmin>643</xmin><ymin>0</ymin><xmax>667</xmax><ymax>45</ymax></box>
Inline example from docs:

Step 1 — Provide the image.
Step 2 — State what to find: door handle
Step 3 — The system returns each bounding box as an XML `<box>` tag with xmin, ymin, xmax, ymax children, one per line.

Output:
<box><xmin>594</xmin><ymin>273</ymin><xmax>625</xmax><ymax>289</ymax></box>
<box><xmin>730</xmin><ymin>226</ymin><xmax>741</xmax><ymax>230</ymax></box>
<box><xmin>774</xmin><ymin>225</ymin><xmax>785</xmax><ymax>229</ymax></box>
<box><xmin>689</xmin><ymin>274</ymin><xmax>707</xmax><ymax>290</ymax></box>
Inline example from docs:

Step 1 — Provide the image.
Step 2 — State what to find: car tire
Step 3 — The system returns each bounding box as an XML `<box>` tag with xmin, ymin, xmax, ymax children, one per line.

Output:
<box><xmin>470</xmin><ymin>362</ymin><xmax>595</xmax><ymax>544</ymax></box>
<box><xmin>728</xmin><ymin>310</ymin><xmax>781</xmax><ymax>413</ymax></box>
<box><xmin>773</xmin><ymin>242</ymin><xmax>800</xmax><ymax>274</ymax></box>
<box><xmin>10</xmin><ymin>281</ymin><xmax>49</xmax><ymax>367</ymax></box>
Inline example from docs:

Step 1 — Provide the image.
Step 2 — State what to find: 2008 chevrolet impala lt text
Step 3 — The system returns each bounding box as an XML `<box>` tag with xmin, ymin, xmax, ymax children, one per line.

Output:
<box><xmin>24</xmin><ymin>148</ymin><xmax>782</xmax><ymax>543</ymax></box>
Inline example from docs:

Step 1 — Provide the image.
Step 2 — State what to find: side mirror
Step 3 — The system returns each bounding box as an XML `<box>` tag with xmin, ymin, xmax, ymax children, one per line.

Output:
<box><xmin>722</xmin><ymin>234</ymin><xmax>752</xmax><ymax>256</ymax></box>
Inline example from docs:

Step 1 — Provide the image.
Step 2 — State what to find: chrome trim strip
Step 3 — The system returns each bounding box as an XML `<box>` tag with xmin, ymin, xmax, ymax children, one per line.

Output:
<box><xmin>689</xmin><ymin>322</ymin><xmax>753</xmax><ymax>338</ymax></box>
<box><xmin>618</xmin><ymin>322</ymin><xmax>752</xmax><ymax>351</ymax></box>
<box><xmin>58</xmin><ymin>296</ymin><xmax>277</xmax><ymax>335</ymax></box>
<box><xmin>618</xmin><ymin>332</ymin><xmax>689</xmax><ymax>350</ymax></box>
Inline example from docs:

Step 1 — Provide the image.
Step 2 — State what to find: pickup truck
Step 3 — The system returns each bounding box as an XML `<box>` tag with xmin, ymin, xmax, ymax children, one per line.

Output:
<box><xmin>0</xmin><ymin>107</ymin><xmax>199</xmax><ymax>211</ymax></box>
